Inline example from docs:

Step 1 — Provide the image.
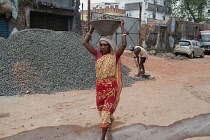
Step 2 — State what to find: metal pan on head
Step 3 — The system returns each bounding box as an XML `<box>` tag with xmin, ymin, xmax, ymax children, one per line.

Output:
<box><xmin>90</xmin><ymin>15</ymin><xmax>121</xmax><ymax>36</ymax></box>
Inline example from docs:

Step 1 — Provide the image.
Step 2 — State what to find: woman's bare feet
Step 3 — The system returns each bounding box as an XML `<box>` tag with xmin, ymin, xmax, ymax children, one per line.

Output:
<box><xmin>101</xmin><ymin>127</ymin><xmax>108</xmax><ymax>140</ymax></box>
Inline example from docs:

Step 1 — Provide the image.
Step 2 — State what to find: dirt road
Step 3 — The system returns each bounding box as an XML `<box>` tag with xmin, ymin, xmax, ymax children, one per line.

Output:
<box><xmin>0</xmin><ymin>51</ymin><xmax>210</xmax><ymax>140</ymax></box>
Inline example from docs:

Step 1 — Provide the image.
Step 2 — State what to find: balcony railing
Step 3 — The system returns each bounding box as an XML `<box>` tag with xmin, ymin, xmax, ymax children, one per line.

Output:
<box><xmin>145</xmin><ymin>3</ymin><xmax>156</xmax><ymax>11</ymax></box>
<box><xmin>156</xmin><ymin>5</ymin><xmax>164</xmax><ymax>13</ymax></box>
<box><xmin>124</xmin><ymin>2</ymin><xmax>142</xmax><ymax>10</ymax></box>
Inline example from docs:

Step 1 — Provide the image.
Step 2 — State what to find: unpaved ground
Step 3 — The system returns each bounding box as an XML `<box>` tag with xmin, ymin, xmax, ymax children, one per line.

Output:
<box><xmin>0</xmin><ymin>51</ymin><xmax>210</xmax><ymax>140</ymax></box>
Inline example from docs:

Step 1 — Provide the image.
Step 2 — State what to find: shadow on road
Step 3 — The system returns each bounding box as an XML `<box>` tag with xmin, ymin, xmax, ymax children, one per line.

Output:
<box><xmin>1</xmin><ymin>114</ymin><xmax>210</xmax><ymax>140</ymax></box>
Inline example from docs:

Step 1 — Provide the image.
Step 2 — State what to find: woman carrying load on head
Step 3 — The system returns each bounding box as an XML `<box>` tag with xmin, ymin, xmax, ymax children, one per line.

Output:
<box><xmin>83</xmin><ymin>20</ymin><xmax>127</xmax><ymax>140</ymax></box>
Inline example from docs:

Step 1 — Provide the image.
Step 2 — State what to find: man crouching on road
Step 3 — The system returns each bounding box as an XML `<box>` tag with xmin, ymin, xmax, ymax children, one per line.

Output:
<box><xmin>129</xmin><ymin>45</ymin><xmax>148</xmax><ymax>77</ymax></box>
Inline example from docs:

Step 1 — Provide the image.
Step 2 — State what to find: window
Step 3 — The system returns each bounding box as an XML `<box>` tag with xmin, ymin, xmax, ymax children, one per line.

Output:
<box><xmin>196</xmin><ymin>41</ymin><xmax>201</xmax><ymax>47</ymax></box>
<box><xmin>165</xmin><ymin>7</ymin><xmax>172</xmax><ymax>14</ymax></box>
<box><xmin>146</xmin><ymin>3</ymin><xmax>156</xmax><ymax>11</ymax></box>
<box><xmin>156</xmin><ymin>5</ymin><xmax>164</xmax><ymax>13</ymax></box>
<box><xmin>178</xmin><ymin>41</ymin><xmax>190</xmax><ymax>46</ymax></box>
<box><xmin>124</xmin><ymin>2</ymin><xmax>142</xmax><ymax>10</ymax></box>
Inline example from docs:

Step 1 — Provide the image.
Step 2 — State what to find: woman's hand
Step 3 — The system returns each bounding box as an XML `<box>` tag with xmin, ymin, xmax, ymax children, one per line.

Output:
<box><xmin>83</xmin><ymin>24</ymin><xmax>95</xmax><ymax>55</ymax></box>
<box><xmin>89</xmin><ymin>25</ymin><xmax>94</xmax><ymax>34</ymax></box>
<box><xmin>120</xmin><ymin>19</ymin><xmax>124</xmax><ymax>28</ymax></box>
<box><xmin>90</xmin><ymin>25</ymin><xmax>94</xmax><ymax>31</ymax></box>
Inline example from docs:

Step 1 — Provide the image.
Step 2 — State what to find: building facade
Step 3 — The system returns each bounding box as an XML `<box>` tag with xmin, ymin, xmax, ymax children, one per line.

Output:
<box><xmin>0</xmin><ymin>0</ymin><xmax>81</xmax><ymax>38</ymax></box>
<box><xmin>204</xmin><ymin>6</ymin><xmax>210</xmax><ymax>20</ymax></box>
<box><xmin>119</xmin><ymin>0</ymin><xmax>172</xmax><ymax>22</ymax></box>
<box><xmin>82</xmin><ymin>0</ymin><xmax>172</xmax><ymax>23</ymax></box>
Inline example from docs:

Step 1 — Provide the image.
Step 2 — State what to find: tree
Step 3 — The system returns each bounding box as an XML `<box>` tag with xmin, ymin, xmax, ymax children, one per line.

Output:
<box><xmin>172</xmin><ymin>0</ymin><xmax>210</xmax><ymax>22</ymax></box>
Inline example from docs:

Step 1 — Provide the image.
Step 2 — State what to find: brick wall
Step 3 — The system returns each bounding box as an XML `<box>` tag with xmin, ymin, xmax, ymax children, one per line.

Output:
<box><xmin>140</xmin><ymin>19</ymin><xmax>170</xmax><ymax>41</ymax></box>
<box><xmin>16</xmin><ymin>5</ymin><xmax>26</xmax><ymax>30</ymax></box>
<box><xmin>80</xmin><ymin>8</ymin><xmax>126</xmax><ymax>15</ymax></box>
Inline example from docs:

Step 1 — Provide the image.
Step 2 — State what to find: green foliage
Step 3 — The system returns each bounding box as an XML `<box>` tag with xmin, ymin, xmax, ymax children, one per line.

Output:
<box><xmin>0</xmin><ymin>12</ymin><xmax>11</xmax><ymax>19</ymax></box>
<box><xmin>5</xmin><ymin>13</ymin><xmax>11</xmax><ymax>18</ymax></box>
<box><xmin>172</xmin><ymin>0</ymin><xmax>210</xmax><ymax>22</ymax></box>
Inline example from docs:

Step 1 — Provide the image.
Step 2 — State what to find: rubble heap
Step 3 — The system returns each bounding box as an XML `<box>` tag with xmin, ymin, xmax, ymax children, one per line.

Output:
<box><xmin>0</xmin><ymin>29</ymin><xmax>143</xmax><ymax>96</ymax></box>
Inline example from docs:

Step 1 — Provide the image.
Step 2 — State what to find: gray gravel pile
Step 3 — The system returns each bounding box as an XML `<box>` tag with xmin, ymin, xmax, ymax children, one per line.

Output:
<box><xmin>0</xmin><ymin>37</ymin><xmax>5</xmax><ymax>41</ymax></box>
<box><xmin>0</xmin><ymin>29</ymin><xmax>142</xmax><ymax>96</ymax></box>
<box><xmin>0</xmin><ymin>36</ymin><xmax>20</xmax><ymax>96</ymax></box>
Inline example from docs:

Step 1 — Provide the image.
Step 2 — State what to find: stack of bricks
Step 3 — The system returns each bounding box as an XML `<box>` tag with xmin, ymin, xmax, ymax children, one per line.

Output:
<box><xmin>140</xmin><ymin>19</ymin><xmax>170</xmax><ymax>42</ymax></box>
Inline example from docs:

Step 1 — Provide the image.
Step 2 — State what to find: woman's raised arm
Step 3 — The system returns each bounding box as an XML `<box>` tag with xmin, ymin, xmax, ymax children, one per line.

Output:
<box><xmin>83</xmin><ymin>25</ymin><xmax>96</xmax><ymax>55</ymax></box>
<box><xmin>116</xmin><ymin>20</ymin><xmax>127</xmax><ymax>57</ymax></box>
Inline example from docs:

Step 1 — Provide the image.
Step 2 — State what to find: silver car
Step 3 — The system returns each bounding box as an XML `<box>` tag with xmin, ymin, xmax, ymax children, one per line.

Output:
<box><xmin>174</xmin><ymin>40</ymin><xmax>205</xmax><ymax>59</ymax></box>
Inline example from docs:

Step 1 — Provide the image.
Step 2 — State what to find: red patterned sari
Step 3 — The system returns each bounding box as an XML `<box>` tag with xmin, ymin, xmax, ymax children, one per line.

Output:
<box><xmin>94</xmin><ymin>50</ymin><xmax>122</xmax><ymax>128</ymax></box>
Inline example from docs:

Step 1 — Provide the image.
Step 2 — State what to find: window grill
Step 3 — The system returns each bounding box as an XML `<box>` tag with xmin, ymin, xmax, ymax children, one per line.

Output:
<box><xmin>124</xmin><ymin>2</ymin><xmax>142</xmax><ymax>10</ymax></box>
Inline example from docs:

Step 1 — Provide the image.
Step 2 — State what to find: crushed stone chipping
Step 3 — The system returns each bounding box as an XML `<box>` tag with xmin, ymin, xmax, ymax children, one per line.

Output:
<box><xmin>0</xmin><ymin>29</ymin><xmax>144</xmax><ymax>96</ymax></box>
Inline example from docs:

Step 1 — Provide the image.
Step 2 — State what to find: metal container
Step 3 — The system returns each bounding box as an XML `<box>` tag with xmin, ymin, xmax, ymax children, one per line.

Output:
<box><xmin>90</xmin><ymin>15</ymin><xmax>121</xmax><ymax>36</ymax></box>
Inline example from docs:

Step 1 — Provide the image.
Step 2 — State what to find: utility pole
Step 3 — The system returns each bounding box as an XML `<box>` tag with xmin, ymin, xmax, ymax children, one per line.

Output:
<box><xmin>88</xmin><ymin>0</ymin><xmax>90</xmax><ymax>31</ymax></box>
<box><xmin>138</xmin><ymin>3</ymin><xmax>142</xmax><ymax>46</ymax></box>
<box><xmin>153</xmin><ymin>0</ymin><xmax>156</xmax><ymax>19</ymax></box>
<box><xmin>82</xmin><ymin>3</ymin><xmax>84</xmax><ymax>37</ymax></box>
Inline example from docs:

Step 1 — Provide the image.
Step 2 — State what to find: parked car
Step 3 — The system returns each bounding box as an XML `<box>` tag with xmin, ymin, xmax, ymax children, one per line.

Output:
<box><xmin>173</xmin><ymin>40</ymin><xmax>205</xmax><ymax>59</ymax></box>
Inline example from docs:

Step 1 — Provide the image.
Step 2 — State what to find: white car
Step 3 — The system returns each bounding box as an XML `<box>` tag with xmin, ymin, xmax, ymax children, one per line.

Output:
<box><xmin>173</xmin><ymin>40</ymin><xmax>205</xmax><ymax>59</ymax></box>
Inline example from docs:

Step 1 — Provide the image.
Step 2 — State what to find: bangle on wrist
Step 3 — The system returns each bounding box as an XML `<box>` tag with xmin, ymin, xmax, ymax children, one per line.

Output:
<box><xmin>87</xmin><ymin>33</ymin><xmax>91</xmax><ymax>36</ymax></box>
<box><xmin>122</xmin><ymin>34</ymin><xmax>126</xmax><ymax>36</ymax></box>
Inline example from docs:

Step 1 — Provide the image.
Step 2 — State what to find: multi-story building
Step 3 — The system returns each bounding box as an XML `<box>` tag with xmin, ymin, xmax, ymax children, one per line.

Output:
<box><xmin>204</xmin><ymin>6</ymin><xmax>210</xmax><ymax>20</ymax></box>
<box><xmin>80</xmin><ymin>0</ymin><xmax>120</xmax><ymax>10</ymax></box>
<box><xmin>81</xmin><ymin>0</ymin><xmax>172</xmax><ymax>22</ymax></box>
<box><xmin>0</xmin><ymin>0</ymin><xmax>81</xmax><ymax>38</ymax></box>
<box><xmin>80</xmin><ymin>1</ymin><xmax>126</xmax><ymax>21</ymax></box>
<box><xmin>91</xmin><ymin>2</ymin><xmax>119</xmax><ymax>10</ymax></box>
<box><xmin>120</xmin><ymin>0</ymin><xmax>172</xmax><ymax>22</ymax></box>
